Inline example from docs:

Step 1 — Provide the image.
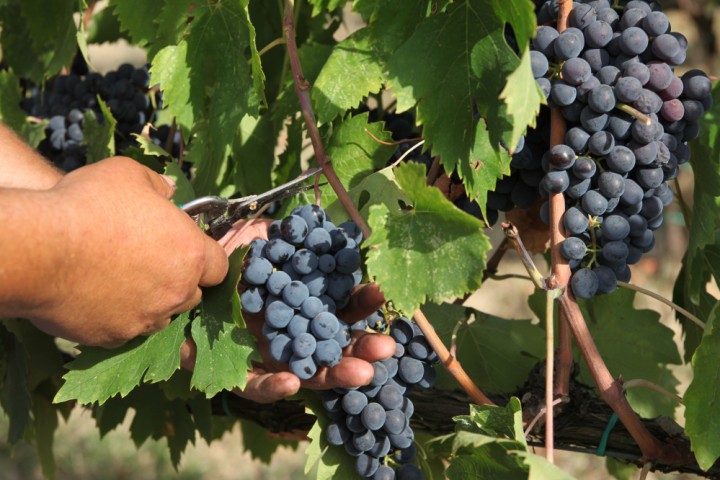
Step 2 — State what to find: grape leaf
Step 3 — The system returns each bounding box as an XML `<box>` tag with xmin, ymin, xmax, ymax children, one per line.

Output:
<box><xmin>366</xmin><ymin>162</ymin><xmax>491</xmax><ymax>314</ymax></box>
<box><xmin>0</xmin><ymin>326</ymin><xmax>30</xmax><ymax>445</ymax></box>
<box><xmin>529</xmin><ymin>288</ymin><xmax>681</xmax><ymax>418</ymax></box>
<box><xmin>312</xmin><ymin>29</ymin><xmax>384</xmax><ymax>123</ymax></box>
<box><xmin>150</xmin><ymin>0</ymin><xmax>264</xmax><ymax>196</ymax></box>
<box><xmin>386</xmin><ymin>0</ymin><xmax>522</xmax><ymax>200</ymax></box>
<box><xmin>499</xmin><ymin>48</ymin><xmax>545</xmax><ymax>152</ymax></box>
<box><xmin>148</xmin><ymin>0</ymin><xmax>195</xmax><ymax>59</ymax></box>
<box><xmin>190</xmin><ymin>247</ymin><xmax>260</xmax><ymax>396</ymax></box>
<box><xmin>673</xmin><ymin>260</ymin><xmax>716</xmax><ymax>362</ymax></box>
<box><xmin>240</xmin><ymin>420</ymin><xmax>298</xmax><ymax>463</ymax></box>
<box><xmin>326</xmin><ymin>167</ymin><xmax>410</xmax><ymax>225</ymax></box>
<box><xmin>0</xmin><ymin>70</ymin><xmax>45</xmax><ymax>147</ymax></box>
<box><xmin>684</xmin><ymin>302</ymin><xmax>720</xmax><ymax>471</ymax></box>
<box><xmin>454</xmin><ymin>398</ymin><xmax>526</xmax><ymax>445</ymax></box>
<box><xmin>84</xmin><ymin>97</ymin><xmax>117</xmax><ymax>163</ymax></box>
<box><xmin>686</xmin><ymin>83</ymin><xmax>720</xmax><ymax>303</ymax></box>
<box><xmin>86</xmin><ymin>4</ymin><xmax>129</xmax><ymax>44</ymax></box>
<box><xmin>133</xmin><ymin>134</ymin><xmax>172</xmax><ymax>158</ymax></box>
<box><xmin>108</xmin><ymin>0</ymin><xmax>163</xmax><ymax>47</ymax></box>
<box><xmin>492</xmin><ymin>0</ymin><xmax>537</xmax><ymax>49</ymax></box>
<box><xmin>17</xmin><ymin>0</ymin><xmax>77</xmax><ymax>79</ymax></box>
<box><xmin>515</xmin><ymin>450</ymin><xmax>577</xmax><ymax>480</ymax></box>
<box><xmin>53</xmin><ymin>312</ymin><xmax>191</xmax><ymax>406</ymax></box>
<box><xmin>32</xmin><ymin>393</ymin><xmax>58</xmax><ymax>480</ymax></box>
<box><xmin>303</xmin><ymin>393</ymin><xmax>358</xmax><ymax>480</ymax></box>
<box><xmin>424</xmin><ymin>302</ymin><xmax>544</xmax><ymax>393</ymax></box>
<box><xmin>232</xmin><ymin>114</ymin><xmax>275</xmax><ymax>196</ymax></box>
<box><xmin>307</xmin><ymin>0</ymin><xmax>346</xmax><ymax>16</ymax></box>
<box><xmin>606</xmin><ymin>457</ymin><xmax>637</xmax><ymax>480</ymax></box>
<box><xmin>325</xmin><ymin>114</ymin><xmax>394</xmax><ymax>189</ymax></box>
<box><xmin>444</xmin><ymin>431</ymin><xmax>528</xmax><ymax>480</ymax></box>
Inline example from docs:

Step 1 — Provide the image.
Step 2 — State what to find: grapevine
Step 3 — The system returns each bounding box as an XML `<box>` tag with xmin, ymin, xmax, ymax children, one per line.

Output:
<box><xmin>1</xmin><ymin>1</ymin><xmax>719</xmax><ymax>479</ymax></box>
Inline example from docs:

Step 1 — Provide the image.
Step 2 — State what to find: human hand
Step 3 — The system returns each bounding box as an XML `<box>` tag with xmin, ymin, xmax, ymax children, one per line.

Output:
<box><xmin>25</xmin><ymin>157</ymin><xmax>228</xmax><ymax>347</ymax></box>
<box><xmin>179</xmin><ymin>218</ymin><xmax>396</xmax><ymax>403</ymax></box>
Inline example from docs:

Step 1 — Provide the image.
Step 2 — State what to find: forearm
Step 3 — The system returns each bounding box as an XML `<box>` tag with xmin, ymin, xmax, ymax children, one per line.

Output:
<box><xmin>0</xmin><ymin>123</ymin><xmax>63</xmax><ymax>190</ymax></box>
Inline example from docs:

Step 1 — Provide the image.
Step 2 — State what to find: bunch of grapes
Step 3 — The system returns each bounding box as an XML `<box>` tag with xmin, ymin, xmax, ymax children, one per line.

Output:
<box><xmin>515</xmin><ymin>0</ymin><xmax>712</xmax><ymax>298</ymax></box>
<box><xmin>240</xmin><ymin>204</ymin><xmax>365</xmax><ymax>379</ymax></box>
<box><xmin>321</xmin><ymin>317</ymin><xmax>437</xmax><ymax>479</ymax></box>
<box><xmin>21</xmin><ymin>63</ymin><xmax>158</xmax><ymax>171</ymax></box>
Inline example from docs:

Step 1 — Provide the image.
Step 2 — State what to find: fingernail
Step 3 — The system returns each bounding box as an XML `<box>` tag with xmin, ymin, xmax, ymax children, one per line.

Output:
<box><xmin>161</xmin><ymin>174</ymin><xmax>176</xmax><ymax>191</ymax></box>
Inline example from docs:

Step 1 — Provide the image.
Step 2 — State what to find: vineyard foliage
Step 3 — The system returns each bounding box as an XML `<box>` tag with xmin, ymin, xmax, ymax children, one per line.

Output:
<box><xmin>0</xmin><ymin>0</ymin><xmax>719</xmax><ymax>479</ymax></box>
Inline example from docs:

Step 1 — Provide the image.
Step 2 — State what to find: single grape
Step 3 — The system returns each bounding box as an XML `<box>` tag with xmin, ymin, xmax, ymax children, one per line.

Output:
<box><xmin>584</xmin><ymin>20</ymin><xmax>613</xmax><ymax>48</ymax></box>
<box><xmin>561</xmin><ymin>57</ymin><xmax>591</xmax><ymax>85</ymax></box>
<box><xmin>289</xmin><ymin>354</ymin><xmax>318</xmax><ymax>380</ymax></box>
<box><xmin>620</xmin><ymin>27</ymin><xmax>649</xmax><ymax>56</ymax></box>
<box><xmin>342</xmin><ymin>390</ymin><xmax>369</xmax><ymax>415</ymax></box>
<box><xmin>541</xmin><ymin>170</ymin><xmax>570</xmax><ymax>194</ymax></box>
<box><xmin>269</xmin><ymin>334</ymin><xmax>293</xmax><ymax>363</ymax></box>
<box><xmin>554</xmin><ymin>27</ymin><xmax>585</xmax><ymax>60</ymax></box>
<box><xmin>311</xmin><ymin>312</ymin><xmax>340</xmax><ymax>339</ymax></box>
<box><xmin>292</xmin><ymin>249</ymin><xmax>319</xmax><ymax>275</ymax></box>
<box><xmin>356</xmin><ymin>453</ymin><xmax>380</xmax><ymax>478</ymax></box>
<box><xmin>265</xmin><ymin>300</ymin><xmax>294</xmax><ymax>329</ymax></box>
<box><xmin>304</xmin><ymin>228</ymin><xmax>332</xmax><ymax>254</ymax></box>
<box><xmin>361</xmin><ymin>403</ymin><xmax>387</xmax><ymax>431</ymax></box>
<box><xmin>243</xmin><ymin>256</ymin><xmax>273</xmax><ymax>285</ymax></box>
<box><xmin>564</xmin><ymin>206</ymin><xmax>590</xmax><ymax>234</ymax></box>
<box><xmin>582</xmin><ymin>190</ymin><xmax>609</xmax><ymax>216</ymax></box>
<box><xmin>560</xmin><ymin>237</ymin><xmax>587</xmax><ymax>261</ymax></box>
<box><xmin>292</xmin><ymin>332</ymin><xmax>317</xmax><ymax>358</ymax></box>
<box><xmin>326</xmin><ymin>422</ymin><xmax>351</xmax><ymax>446</ymax></box>
<box><xmin>377</xmin><ymin>384</ymin><xmax>404</xmax><ymax>410</ymax></box>
<box><xmin>571</xmin><ymin>268</ymin><xmax>600</xmax><ymax>299</ymax></box>
<box><xmin>314</xmin><ymin>339</ymin><xmax>343</xmax><ymax>367</ymax></box>
<box><xmin>594</xmin><ymin>265</ymin><xmax>618</xmax><ymax>294</ymax></box>
<box><xmin>265</xmin><ymin>238</ymin><xmax>296</xmax><ymax>264</ymax></box>
<box><xmin>398</xmin><ymin>357</ymin><xmax>424</xmax><ymax>384</ymax></box>
<box><xmin>383</xmin><ymin>409</ymin><xmax>407</xmax><ymax>435</ymax></box>
<box><xmin>280</xmin><ymin>215</ymin><xmax>309</xmax><ymax>244</ymax></box>
<box><xmin>588</xmin><ymin>131</ymin><xmax>615</xmax><ymax>156</ymax></box>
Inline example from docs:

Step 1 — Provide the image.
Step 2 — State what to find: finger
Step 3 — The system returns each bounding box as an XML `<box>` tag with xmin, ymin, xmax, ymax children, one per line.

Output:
<box><xmin>180</xmin><ymin>338</ymin><xmax>197</xmax><ymax>370</ymax></box>
<box><xmin>337</xmin><ymin>283</ymin><xmax>386</xmax><ymax>323</ymax></box>
<box><xmin>233</xmin><ymin>370</ymin><xmax>301</xmax><ymax>403</ymax></box>
<box><xmin>199</xmin><ymin>236</ymin><xmax>230</xmax><ymax>287</ymax></box>
<box><xmin>302</xmin><ymin>357</ymin><xmax>375</xmax><ymax>390</ymax></box>
<box><xmin>140</xmin><ymin>162</ymin><xmax>176</xmax><ymax>199</ymax></box>
<box><xmin>344</xmin><ymin>331</ymin><xmax>397</xmax><ymax>362</ymax></box>
<box><xmin>137</xmin><ymin>316</ymin><xmax>172</xmax><ymax>338</ymax></box>
<box><xmin>218</xmin><ymin>219</ymin><xmax>272</xmax><ymax>254</ymax></box>
<box><xmin>171</xmin><ymin>287</ymin><xmax>203</xmax><ymax>316</ymax></box>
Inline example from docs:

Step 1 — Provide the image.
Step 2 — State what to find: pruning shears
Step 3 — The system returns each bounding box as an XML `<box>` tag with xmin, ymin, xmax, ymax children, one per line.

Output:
<box><xmin>181</xmin><ymin>167</ymin><xmax>322</xmax><ymax>240</ymax></box>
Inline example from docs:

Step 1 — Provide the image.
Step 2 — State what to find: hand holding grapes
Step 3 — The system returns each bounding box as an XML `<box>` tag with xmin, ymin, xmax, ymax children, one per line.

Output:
<box><xmin>180</xmin><ymin>217</ymin><xmax>396</xmax><ymax>404</ymax></box>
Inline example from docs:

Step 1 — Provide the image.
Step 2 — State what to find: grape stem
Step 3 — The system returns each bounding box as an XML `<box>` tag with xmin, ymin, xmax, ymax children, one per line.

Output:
<box><xmin>622</xmin><ymin>378</ymin><xmax>684</xmax><ymax>404</ymax></box>
<box><xmin>282</xmin><ymin>0</ymin><xmax>492</xmax><ymax>407</ymax></box>
<box><xmin>616</xmin><ymin>280</ymin><xmax>705</xmax><ymax>330</ymax></box>
<box><xmin>363</xmin><ymin>128</ymin><xmax>423</xmax><ymax>146</ymax></box>
<box><xmin>389</xmin><ymin>140</ymin><xmax>425</xmax><ymax>168</ymax></box>
<box><xmin>502</xmin><ymin>222</ymin><xmax>553</xmax><ymax>290</ymax></box>
<box><xmin>545</xmin><ymin>285</ymin><xmax>556</xmax><ymax>463</ymax></box>
<box><xmin>413</xmin><ymin>309</ymin><xmax>493</xmax><ymax>405</ymax></box>
<box><xmin>615</xmin><ymin>103</ymin><xmax>653</xmax><ymax>126</ymax></box>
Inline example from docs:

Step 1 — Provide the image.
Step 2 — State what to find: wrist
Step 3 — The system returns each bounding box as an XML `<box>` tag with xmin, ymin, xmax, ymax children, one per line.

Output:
<box><xmin>0</xmin><ymin>188</ymin><xmax>68</xmax><ymax>319</ymax></box>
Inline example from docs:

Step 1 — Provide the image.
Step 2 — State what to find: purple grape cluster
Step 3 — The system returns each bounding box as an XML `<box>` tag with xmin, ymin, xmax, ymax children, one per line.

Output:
<box><xmin>21</xmin><ymin>63</ymin><xmax>158</xmax><ymax>172</ymax></box>
<box><xmin>321</xmin><ymin>317</ymin><xmax>437</xmax><ymax>479</ymax></box>
<box><xmin>240</xmin><ymin>204</ymin><xmax>364</xmax><ymax>379</ymax></box>
<box><xmin>517</xmin><ymin>0</ymin><xmax>713</xmax><ymax>298</ymax></box>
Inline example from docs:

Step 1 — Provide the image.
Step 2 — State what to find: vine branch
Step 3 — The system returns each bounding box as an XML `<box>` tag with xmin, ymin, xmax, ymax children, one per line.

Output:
<box><xmin>281</xmin><ymin>0</ymin><xmax>491</xmax><ymax>407</ymax></box>
<box><xmin>282</xmin><ymin>0</ymin><xmax>368</xmax><ymax>239</ymax></box>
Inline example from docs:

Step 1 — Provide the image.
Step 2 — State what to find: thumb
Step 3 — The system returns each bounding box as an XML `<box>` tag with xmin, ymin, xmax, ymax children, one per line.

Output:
<box><xmin>144</xmin><ymin>168</ymin><xmax>176</xmax><ymax>199</ymax></box>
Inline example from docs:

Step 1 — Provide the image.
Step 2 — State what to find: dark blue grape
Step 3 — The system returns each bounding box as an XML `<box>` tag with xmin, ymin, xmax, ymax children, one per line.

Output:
<box><xmin>571</xmin><ymin>268</ymin><xmax>599</xmax><ymax>299</ymax></box>
<box><xmin>314</xmin><ymin>339</ymin><xmax>342</xmax><ymax>367</ymax></box>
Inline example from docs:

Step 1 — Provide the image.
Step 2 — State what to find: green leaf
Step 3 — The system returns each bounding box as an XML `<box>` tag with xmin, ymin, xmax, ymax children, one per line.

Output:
<box><xmin>684</xmin><ymin>303</ymin><xmax>720</xmax><ymax>470</ymax></box>
<box><xmin>446</xmin><ymin>434</ymin><xmax>528</xmax><ymax>480</ymax></box>
<box><xmin>516</xmin><ymin>450</ymin><xmax>577</xmax><ymax>480</ymax></box>
<box><xmin>454</xmin><ymin>398</ymin><xmax>526</xmax><ymax>445</ymax></box>
<box><xmin>387</xmin><ymin>0</ymin><xmax>522</xmax><ymax>197</ymax></box>
<box><xmin>303</xmin><ymin>393</ymin><xmax>359</xmax><ymax>479</ymax></box>
<box><xmin>325</xmin><ymin>167</ymin><xmax>410</xmax><ymax>225</ymax></box>
<box><xmin>108</xmin><ymin>0</ymin><xmax>163</xmax><ymax>47</ymax></box>
<box><xmin>148</xmin><ymin>0</ymin><xmax>195</xmax><ymax>59</ymax></box>
<box><xmin>0</xmin><ymin>326</ymin><xmax>30</xmax><ymax>444</ymax></box>
<box><xmin>606</xmin><ymin>457</ymin><xmax>637</xmax><ymax>480</ymax></box>
<box><xmin>499</xmin><ymin>48</ymin><xmax>544</xmax><ymax>152</ymax></box>
<box><xmin>13</xmin><ymin>0</ymin><xmax>78</xmax><ymax>79</ymax></box>
<box><xmin>150</xmin><ymin>0</ymin><xmax>264</xmax><ymax>196</ymax></box>
<box><xmin>686</xmin><ymin>83</ymin><xmax>720</xmax><ymax>302</ymax></box>
<box><xmin>32</xmin><ymin>393</ymin><xmax>59</xmax><ymax>480</ymax></box>
<box><xmin>366</xmin><ymin>162</ymin><xmax>491</xmax><ymax>314</ymax></box>
<box><xmin>0</xmin><ymin>70</ymin><xmax>45</xmax><ymax>147</ymax></box>
<box><xmin>307</xmin><ymin>0</ymin><xmax>346</xmax><ymax>15</ymax></box>
<box><xmin>190</xmin><ymin>246</ymin><xmax>259</xmax><ymax>396</ymax></box>
<box><xmin>133</xmin><ymin>134</ymin><xmax>172</xmax><ymax>158</ymax></box>
<box><xmin>240</xmin><ymin>420</ymin><xmax>298</xmax><ymax>462</ymax></box>
<box><xmin>163</xmin><ymin>162</ymin><xmax>195</xmax><ymax>205</ymax></box>
<box><xmin>326</xmin><ymin>114</ymin><xmax>395</xmax><ymax>189</ymax></box>
<box><xmin>673</xmin><ymin>260</ymin><xmax>717</xmax><ymax>361</ymax></box>
<box><xmin>83</xmin><ymin>97</ymin><xmax>116</xmax><ymax>163</ymax></box>
<box><xmin>232</xmin><ymin>114</ymin><xmax>275</xmax><ymax>196</ymax></box>
<box><xmin>86</xmin><ymin>4</ymin><xmax>129</xmax><ymax>44</ymax></box>
<box><xmin>423</xmin><ymin>302</ymin><xmax>544</xmax><ymax>393</ymax></box>
<box><xmin>313</xmin><ymin>29</ymin><xmax>384</xmax><ymax>123</ymax></box>
<box><xmin>529</xmin><ymin>288</ymin><xmax>682</xmax><ymax>418</ymax></box>
<box><xmin>492</xmin><ymin>0</ymin><xmax>537</xmax><ymax>50</ymax></box>
<box><xmin>53</xmin><ymin>312</ymin><xmax>191</xmax><ymax>405</ymax></box>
